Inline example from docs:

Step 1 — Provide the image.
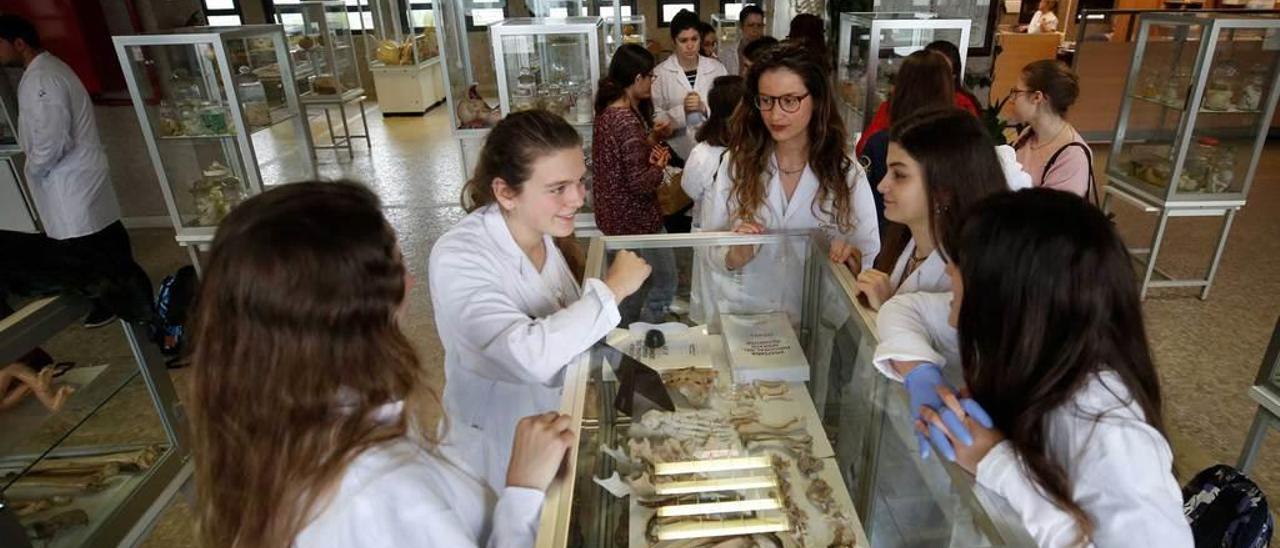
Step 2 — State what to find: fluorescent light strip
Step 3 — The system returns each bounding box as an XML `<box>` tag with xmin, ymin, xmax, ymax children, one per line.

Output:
<box><xmin>654</xmin><ymin>476</ymin><xmax>776</xmax><ymax>495</ymax></box>
<box><xmin>655</xmin><ymin>516</ymin><xmax>791</xmax><ymax>541</ymax></box>
<box><xmin>654</xmin><ymin>456</ymin><xmax>772</xmax><ymax>476</ymax></box>
<box><xmin>658</xmin><ymin>497</ymin><xmax>782</xmax><ymax>517</ymax></box>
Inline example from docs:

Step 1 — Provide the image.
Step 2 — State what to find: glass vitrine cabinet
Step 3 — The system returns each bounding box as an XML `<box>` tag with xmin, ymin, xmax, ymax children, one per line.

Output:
<box><xmin>275</xmin><ymin>0</ymin><xmax>365</xmax><ymax>99</ymax></box>
<box><xmin>490</xmin><ymin>17</ymin><xmax>604</xmax><ymax>126</ymax></box>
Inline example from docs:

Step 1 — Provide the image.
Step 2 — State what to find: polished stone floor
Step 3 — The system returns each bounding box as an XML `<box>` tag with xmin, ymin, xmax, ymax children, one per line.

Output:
<box><xmin>22</xmin><ymin>101</ymin><xmax>1277</xmax><ymax>546</ymax></box>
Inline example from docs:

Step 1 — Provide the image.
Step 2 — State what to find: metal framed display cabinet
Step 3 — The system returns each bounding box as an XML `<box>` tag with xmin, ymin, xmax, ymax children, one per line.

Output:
<box><xmin>1103</xmin><ymin>13</ymin><xmax>1280</xmax><ymax>299</ymax></box>
<box><xmin>713</xmin><ymin>13</ymin><xmax>739</xmax><ymax>45</ymax></box>
<box><xmin>0</xmin><ymin>296</ymin><xmax>190</xmax><ymax>547</ymax></box>
<box><xmin>1239</xmin><ymin>316</ymin><xmax>1280</xmax><ymax>475</ymax></box>
<box><xmin>871</xmin><ymin>0</ymin><xmax>1000</xmax><ymax>55</ymax></box>
<box><xmin>836</xmin><ymin>13</ymin><xmax>969</xmax><ymax>137</ymax></box>
<box><xmin>533</xmin><ymin>231</ymin><xmax>1036</xmax><ymax>547</ymax></box>
<box><xmin>275</xmin><ymin>1</ymin><xmax>365</xmax><ymax>99</ymax></box>
<box><xmin>604</xmin><ymin>15</ymin><xmax>647</xmax><ymax>58</ymax></box>
<box><xmin>113</xmin><ymin>25</ymin><xmax>317</xmax><ymax>268</ymax></box>
<box><xmin>0</xmin><ymin>69</ymin><xmax>38</xmax><ymax>234</ymax></box>
<box><xmin>365</xmin><ymin>0</ymin><xmax>446</xmax><ymax>114</ymax></box>
<box><xmin>490</xmin><ymin>17</ymin><xmax>603</xmax><ymax>128</ymax></box>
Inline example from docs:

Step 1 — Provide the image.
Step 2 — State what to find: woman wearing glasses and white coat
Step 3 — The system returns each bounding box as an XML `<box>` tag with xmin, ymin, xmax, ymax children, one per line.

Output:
<box><xmin>699</xmin><ymin>42</ymin><xmax>880</xmax><ymax>326</ymax></box>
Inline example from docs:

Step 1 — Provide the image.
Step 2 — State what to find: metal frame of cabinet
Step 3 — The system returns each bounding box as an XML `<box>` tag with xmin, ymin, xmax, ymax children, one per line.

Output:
<box><xmin>277</xmin><ymin>1</ymin><xmax>373</xmax><ymax>156</ymax></box>
<box><xmin>835</xmin><ymin>13</ymin><xmax>970</xmax><ymax>135</ymax></box>
<box><xmin>489</xmin><ymin>17</ymin><xmax>603</xmax><ymax>122</ymax></box>
<box><xmin>0</xmin><ymin>68</ymin><xmax>38</xmax><ymax>234</ymax></box>
<box><xmin>1103</xmin><ymin>13</ymin><xmax>1280</xmax><ymax>299</ymax></box>
<box><xmin>0</xmin><ymin>296</ymin><xmax>190</xmax><ymax>547</ymax></box>
<box><xmin>113</xmin><ymin>25</ymin><xmax>317</xmax><ymax>270</ymax></box>
<box><xmin>604</xmin><ymin>14</ymin><xmax>647</xmax><ymax>58</ymax></box>
<box><xmin>1239</xmin><ymin>316</ymin><xmax>1280</xmax><ymax>475</ymax></box>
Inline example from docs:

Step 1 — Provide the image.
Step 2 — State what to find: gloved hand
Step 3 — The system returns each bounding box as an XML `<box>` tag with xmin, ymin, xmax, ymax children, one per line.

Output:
<box><xmin>903</xmin><ymin>363</ymin><xmax>993</xmax><ymax>461</ymax></box>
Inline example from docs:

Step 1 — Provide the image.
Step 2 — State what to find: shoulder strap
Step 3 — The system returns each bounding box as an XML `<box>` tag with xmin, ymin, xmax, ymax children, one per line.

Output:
<box><xmin>1043</xmin><ymin>141</ymin><xmax>1100</xmax><ymax>208</ymax></box>
<box><xmin>711</xmin><ymin>148</ymin><xmax>729</xmax><ymax>186</ymax></box>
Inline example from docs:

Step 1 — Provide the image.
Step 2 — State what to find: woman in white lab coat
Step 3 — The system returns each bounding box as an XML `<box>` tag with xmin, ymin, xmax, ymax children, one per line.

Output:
<box><xmin>652</xmin><ymin>10</ymin><xmax>728</xmax><ymax>159</ymax></box>
<box><xmin>429</xmin><ymin>110</ymin><xmax>651</xmax><ymax>490</ymax></box>
<box><xmin>855</xmin><ymin>108</ymin><xmax>1031</xmax><ymax>309</ymax></box>
<box><xmin>699</xmin><ymin>41</ymin><xmax>880</xmax><ymax>325</ymax></box>
<box><xmin>188</xmin><ymin>181</ymin><xmax>576</xmax><ymax>548</ymax></box>
<box><xmin>873</xmin><ymin>189</ymin><xmax>1192</xmax><ymax>548</ymax></box>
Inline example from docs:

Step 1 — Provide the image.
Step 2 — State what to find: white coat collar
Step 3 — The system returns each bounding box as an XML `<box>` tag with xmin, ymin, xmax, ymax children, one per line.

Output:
<box><xmin>20</xmin><ymin>52</ymin><xmax>54</xmax><ymax>83</ymax></box>
<box><xmin>479</xmin><ymin>203</ymin><xmax>551</xmax><ymax>277</ymax></box>
<box><xmin>766</xmin><ymin>154</ymin><xmax>818</xmax><ymax>224</ymax></box>
<box><xmin>658</xmin><ymin>55</ymin><xmax>720</xmax><ymax>81</ymax></box>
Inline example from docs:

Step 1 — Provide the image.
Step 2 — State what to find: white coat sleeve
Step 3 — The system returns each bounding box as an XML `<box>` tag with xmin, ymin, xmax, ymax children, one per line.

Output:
<box><xmin>976</xmin><ymin>420</ymin><xmax>1192</xmax><ymax>548</ymax></box>
<box><xmin>681</xmin><ymin>145</ymin><xmax>711</xmax><ymax>200</ymax></box>
<box><xmin>20</xmin><ymin>74</ymin><xmax>74</xmax><ymax>180</ymax></box>
<box><xmin>487</xmin><ymin>487</ymin><xmax>547</xmax><ymax>548</ymax></box>
<box><xmin>995</xmin><ymin>145</ymin><xmax>1033</xmax><ymax>191</ymax></box>
<box><xmin>429</xmin><ymin>250</ymin><xmax>621</xmax><ymax>385</ymax></box>
<box><xmin>654</xmin><ymin>71</ymin><xmax>689</xmax><ymax>130</ymax></box>
<box><xmin>848</xmin><ymin>167</ymin><xmax>881</xmax><ymax>271</ymax></box>
<box><xmin>872</xmin><ymin>292</ymin><xmax>956</xmax><ymax>382</ymax></box>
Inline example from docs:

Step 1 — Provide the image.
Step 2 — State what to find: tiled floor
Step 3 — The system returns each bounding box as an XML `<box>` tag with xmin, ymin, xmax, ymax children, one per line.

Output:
<box><xmin>19</xmin><ymin>101</ymin><xmax>1278</xmax><ymax>546</ymax></box>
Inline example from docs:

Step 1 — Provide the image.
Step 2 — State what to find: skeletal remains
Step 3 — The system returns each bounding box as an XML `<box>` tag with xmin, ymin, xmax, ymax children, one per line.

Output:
<box><xmin>28</xmin><ymin>508</ymin><xmax>89</xmax><ymax>540</ymax></box>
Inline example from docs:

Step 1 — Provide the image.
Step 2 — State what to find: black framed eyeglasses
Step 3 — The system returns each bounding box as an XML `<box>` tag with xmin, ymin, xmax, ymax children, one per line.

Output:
<box><xmin>1007</xmin><ymin>87</ymin><xmax>1035</xmax><ymax>99</ymax></box>
<box><xmin>755</xmin><ymin>93</ymin><xmax>810</xmax><ymax>113</ymax></box>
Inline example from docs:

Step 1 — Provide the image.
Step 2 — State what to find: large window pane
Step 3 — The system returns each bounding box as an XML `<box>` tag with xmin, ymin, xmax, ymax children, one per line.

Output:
<box><xmin>662</xmin><ymin>3</ymin><xmax>696</xmax><ymax>23</ymax></box>
<box><xmin>472</xmin><ymin>8</ymin><xmax>505</xmax><ymax>25</ymax></box>
<box><xmin>208</xmin><ymin>14</ymin><xmax>244</xmax><ymax>26</ymax></box>
<box><xmin>205</xmin><ymin>0</ymin><xmax>237</xmax><ymax>9</ymax></box>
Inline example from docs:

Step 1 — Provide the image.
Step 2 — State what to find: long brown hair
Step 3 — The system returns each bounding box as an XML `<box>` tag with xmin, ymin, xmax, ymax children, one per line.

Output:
<box><xmin>888</xmin><ymin>50</ymin><xmax>954</xmax><ymax>124</ymax></box>
<box><xmin>1022</xmin><ymin>59</ymin><xmax>1079</xmax><ymax>116</ymax></box>
<box><xmin>190</xmin><ymin>181</ymin><xmax>437</xmax><ymax>548</ymax></box>
<box><xmin>873</xmin><ymin>108</ymin><xmax>1008</xmax><ymax>273</ymax></box>
<box><xmin>945</xmin><ymin>189</ymin><xmax>1168</xmax><ymax>542</ymax></box>
<box><xmin>594</xmin><ymin>43</ymin><xmax>655</xmax><ymax>121</ymax></box>
<box><xmin>727</xmin><ymin>41</ymin><xmax>856</xmax><ymax>232</ymax></box>
<box><xmin>695</xmin><ymin>75</ymin><xmax>745</xmax><ymax>146</ymax></box>
<box><xmin>462</xmin><ymin>110</ymin><xmax>587</xmax><ymax>279</ymax></box>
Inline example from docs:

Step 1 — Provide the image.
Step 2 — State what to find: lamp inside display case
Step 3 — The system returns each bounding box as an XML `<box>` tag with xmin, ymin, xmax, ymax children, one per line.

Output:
<box><xmin>1107</xmin><ymin>13</ymin><xmax>1280</xmax><ymax>204</ymax></box>
<box><xmin>490</xmin><ymin>17</ymin><xmax>603</xmax><ymax>126</ymax></box>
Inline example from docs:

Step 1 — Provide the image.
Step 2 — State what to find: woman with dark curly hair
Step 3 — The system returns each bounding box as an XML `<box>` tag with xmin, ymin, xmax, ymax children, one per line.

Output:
<box><xmin>700</xmin><ymin>41</ymin><xmax>879</xmax><ymax>325</ymax></box>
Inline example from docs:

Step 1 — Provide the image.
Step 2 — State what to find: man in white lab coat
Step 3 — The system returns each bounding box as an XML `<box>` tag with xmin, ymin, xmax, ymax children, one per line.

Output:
<box><xmin>0</xmin><ymin>15</ymin><xmax>152</xmax><ymax>327</ymax></box>
<box><xmin>718</xmin><ymin>4</ymin><xmax>768</xmax><ymax>76</ymax></box>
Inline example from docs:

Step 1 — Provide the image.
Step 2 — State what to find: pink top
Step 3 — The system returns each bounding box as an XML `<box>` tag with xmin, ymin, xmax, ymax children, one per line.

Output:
<box><xmin>1014</xmin><ymin>127</ymin><xmax>1091</xmax><ymax>198</ymax></box>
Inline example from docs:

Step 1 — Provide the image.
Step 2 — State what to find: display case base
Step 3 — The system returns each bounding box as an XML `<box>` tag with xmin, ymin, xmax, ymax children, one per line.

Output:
<box><xmin>371</xmin><ymin>59</ymin><xmax>445</xmax><ymax>115</ymax></box>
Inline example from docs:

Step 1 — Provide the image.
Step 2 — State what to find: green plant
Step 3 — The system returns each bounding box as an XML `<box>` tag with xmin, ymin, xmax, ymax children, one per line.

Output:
<box><xmin>983</xmin><ymin>94</ymin><xmax>1014</xmax><ymax>145</ymax></box>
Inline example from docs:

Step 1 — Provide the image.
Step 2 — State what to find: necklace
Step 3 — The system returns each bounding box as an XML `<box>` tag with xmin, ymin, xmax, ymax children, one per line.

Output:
<box><xmin>1030</xmin><ymin>121</ymin><xmax>1070</xmax><ymax>151</ymax></box>
<box><xmin>779</xmin><ymin>164</ymin><xmax>805</xmax><ymax>175</ymax></box>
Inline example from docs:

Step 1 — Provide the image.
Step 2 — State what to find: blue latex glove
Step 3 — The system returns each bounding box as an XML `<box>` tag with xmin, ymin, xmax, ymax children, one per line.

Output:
<box><xmin>903</xmin><ymin>364</ymin><xmax>994</xmax><ymax>461</ymax></box>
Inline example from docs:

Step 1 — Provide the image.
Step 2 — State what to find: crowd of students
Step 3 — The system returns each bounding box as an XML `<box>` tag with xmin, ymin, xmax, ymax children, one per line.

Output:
<box><xmin>183</xmin><ymin>8</ymin><xmax>1195</xmax><ymax>548</ymax></box>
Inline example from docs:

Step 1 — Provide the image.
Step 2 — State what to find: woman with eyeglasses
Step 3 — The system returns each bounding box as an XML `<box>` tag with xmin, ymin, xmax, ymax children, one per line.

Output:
<box><xmin>592</xmin><ymin>43</ymin><xmax>678</xmax><ymax>325</ymax></box>
<box><xmin>701</xmin><ymin>41</ymin><xmax>880</xmax><ymax>325</ymax></box>
<box><xmin>1008</xmin><ymin>60</ymin><xmax>1092</xmax><ymax>198</ymax></box>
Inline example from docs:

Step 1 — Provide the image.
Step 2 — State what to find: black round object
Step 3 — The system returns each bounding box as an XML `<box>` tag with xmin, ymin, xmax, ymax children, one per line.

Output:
<box><xmin>644</xmin><ymin>329</ymin><xmax>665</xmax><ymax>349</ymax></box>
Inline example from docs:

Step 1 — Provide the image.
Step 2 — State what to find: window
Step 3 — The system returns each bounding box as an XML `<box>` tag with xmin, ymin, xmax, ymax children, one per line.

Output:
<box><xmin>658</xmin><ymin>0</ymin><xmax>697</xmax><ymax>27</ymax></box>
<box><xmin>203</xmin><ymin>0</ymin><xmax>244</xmax><ymax>26</ymax></box>
<box><xmin>720</xmin><ymin>2</ymin><xmax>745</xmax><ymax>20</ymax></box>
<box><xmin>269</xmin><ymin>0</ymin><xmax>431</xmax><ymax>34</ymax></box>
<box><xmin>592</xmin><ymin>0</ymin><xmax>636</xmax><ymax>17</ymax></box>
<box><xmin>465</xmin><ymin>0</ymin><xmax>508</xmax><ymax>31</ymax></box>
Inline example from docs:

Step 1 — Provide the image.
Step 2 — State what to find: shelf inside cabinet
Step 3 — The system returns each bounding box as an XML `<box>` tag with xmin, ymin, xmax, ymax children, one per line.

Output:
<box><xmin>1130</xmin><ymin>93</ymin><xmax>1267</xmax><ymax>115</ymax></box>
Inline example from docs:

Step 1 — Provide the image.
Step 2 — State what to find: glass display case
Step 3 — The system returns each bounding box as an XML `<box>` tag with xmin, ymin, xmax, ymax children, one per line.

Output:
<box><xmin>365</xmin><ymin>0</ymin><xmax>446</xmax><ymax>114</ymax></box>
<box><xmin>604</xmin><ymin>15</ymin><xmax>647</xmax><ymax>58</ymax></box>
<box><xmin>835</xmin><ymin>13</ymin><xmax>970</xmax><ymax>135</ymax></box>
<box><xmin>872</xmin><ymin>0</ymin><xmax>1001</xmax><ymax>54</ymax></box>
<box><xmin>275</xmin><ymin>1</ymin><xmax>364</xmax><ymax>100</ymax></box>
<box><xmin>113</xmin><ymin>26</ymin><xmax>317</xmax><ymax>245</ymax></box>
<box><xmin>490</xmin><ymin>17</ymin><xmax>604</xmax><ymax>126</ymax></box>
<box><xmin>534</xmin><ymin>231</ymin><xmax>1036</xmax><ymax>547</ymax></box>
<box><xmin>529</xmin><ymin>0</ymin><xmax>591</xmax><ymax>17</ymax></box>
<box><xmin>0</xmin><ymin>68</ymin><xmax>38</xmax><ymax>234</ymax></box>
<box><xmin>1107</xmin><ymin>14</ymin><xmax>1280</xmax><ymax>205</ymax></box>
<box><xmin>0</xmin><ymin>295</ymin><xmax>188</xmax><ymax>547</ymax></box>
<box><xmin>713</xmin><ymin>14</ymin><xmax>739</xmax><ymax>45</ymax></box>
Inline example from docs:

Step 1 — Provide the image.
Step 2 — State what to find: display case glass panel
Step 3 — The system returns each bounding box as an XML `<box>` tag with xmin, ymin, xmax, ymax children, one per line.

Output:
<box><xmin>0</xmin><ymin>75</ymin><xmax>16</xmax><ymax>149</ymax></box>
<box><xmin>114</xmin><ymin>27</ymin><xmax>315</xmax><ymax>237</ymax></box>
<box><xmin>366</xmin><ymin>0</ymin><xmax>440</xmax><ymax>68</ymax></box>
<box><xmin>1107</xmin><ymin>14</ymin><xmax>1280</xmax><ymax>205</ymax></box>
<box><xmin>713</xmin><ymin>14</ymin><xmax>739</xmax><ymax>44</ymax></box>
<box><xmin>872</xmin><ymin>0</ymin><xmax>998</xmax><ymax>53</ymax></box>
<box><xmin>490</xmin><ymin>18</ymin><xmax>603</xmax><ymax>126</ymax></box>
<box><xmin>836</xmin><ymin>13</ymin><xmax>969</xmax><ymax>135</ymax></box>
<box><xmin>533</xmin><ymin>232</ymin><xmax>1037</xmax><ymax>547</ymax></box>
<box><xmin>604</xmin><ymin>15</ymin><xmax>647</xmax><ymax>57</ymax></box>
<box><xmin>275</xmin><ymin>1</ymin><xmax>364</xmax><ymax>98</ymax></box>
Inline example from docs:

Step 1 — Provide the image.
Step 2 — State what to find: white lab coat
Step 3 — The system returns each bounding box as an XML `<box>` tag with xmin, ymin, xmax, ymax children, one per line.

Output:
<box><xmin>681</xmin><ymin>142</ymin><xmax>727</xmax><ymax>227</ymax></box>
<box><xmin>17</xmin><ymin>52</ymin><xmax>119</xmax><ymax>240</ymax></box>
<box><xmin>698</xmin><ymin>153</ymin><xmax>880</xmax><ymax>326</ymax></box>
<box><xmin>295</xmin><ymin>402</ymin><xmax>544</xmax><ymax>548</ymax></box>
<box><xmin>888</xmin><ymin>240</ymin><xmax>949</xmax><ymax>296</ymax></box>
<box><xmin>718</xmin><ymin>40</ymin><xmax>741</xmax><ymax>76</ymax></box>
<box><xmin>652</xmin><ymin>54</ymin><xmax>727</xmax><ymax>159</ymax></box>
<box><xmin>429</xmin><ymin>203</ymin><xmax>621</xmax><ymax>491</ymax></box>
<box><xmin>1028</xmin><ymin>10</ymin><xmax>1060</xmax><ymax>34</ymax></box>
<box><xmin>871</xmin><ymin>292</ymin><xmax>1193</xmax><ymax>548</ymax></box>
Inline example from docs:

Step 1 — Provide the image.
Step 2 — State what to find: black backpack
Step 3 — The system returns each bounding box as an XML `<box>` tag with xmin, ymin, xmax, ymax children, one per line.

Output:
<box><xmin>1183</xmin><ymin>464</ymin><xmax>1274</xmax><ymax>548</ymax></box>
<box><xmin>152</xmin><ymin>265</ymin><xmax>198</xmax><ymax>360</ymax></box>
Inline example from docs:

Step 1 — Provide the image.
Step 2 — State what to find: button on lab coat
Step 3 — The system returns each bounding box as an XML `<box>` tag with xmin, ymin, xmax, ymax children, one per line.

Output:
<box><xmin>295</xmin><ymin>403</ymin><xmax>545</xmax><ymax>548</ymax></box>
<box><xmin>652</xmin><ymin>54</ymin><xmax>727</xmax><ymax>159</ymax></box>
<box><xmin>428</xmin><ymin>203</ymin><xmax>621</xmax><ymax>490</ymax></box>
<box><xmin>698</xmin><ymin>153</ymin><xmax>880</xmax><ymax>326</ymax></box>
<box><xmin>17</xmin><ymin>52</ymin><xmax>119</xmax><ymax>240</ymax></box>
<box><xmin>872</xmin><ymin>292</ymin><xmax>1193</xmax><ymax>548</ymax></box>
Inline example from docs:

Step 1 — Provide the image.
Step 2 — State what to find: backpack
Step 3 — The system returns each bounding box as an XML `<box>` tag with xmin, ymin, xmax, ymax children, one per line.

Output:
<box><xmin>1183</xmin><ymin>464</ymin><xmax>1274</xmax><ymax>548</ymax></box>
<box><xmin>153</xmin><ymin>265</ymin><xmax>198</xmax><ymax>360</ymax></box>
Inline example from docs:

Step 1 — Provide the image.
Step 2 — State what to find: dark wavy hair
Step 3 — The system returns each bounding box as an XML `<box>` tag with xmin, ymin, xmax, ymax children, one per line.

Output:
<box><xmin>873</xmin><ymin>108</ymin><xmax>1008</xmax><ymax>273</ymax></box>
<box><xmin>191</xmin><ymin>181</ymin><xmax>436</xmax><ymax>548</ymax></box>
<box><xmin>944</xmin><ymin>188</ymin><xmax>1168</xmax><ymax>543</ymax></box>
<box><xmin>594</xmin><ymin>43</ymin><xmax>655</xmax><ymax>121</ymax></box>
<box><xmin>695</xmin><ymin>75</ymin><xmax>745</xmax><ymax>147</ymax></box>
<box><xmin>728</xmin><ymin>41</ymin><xmax>857</xmax><ymax>232</ymax></box>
